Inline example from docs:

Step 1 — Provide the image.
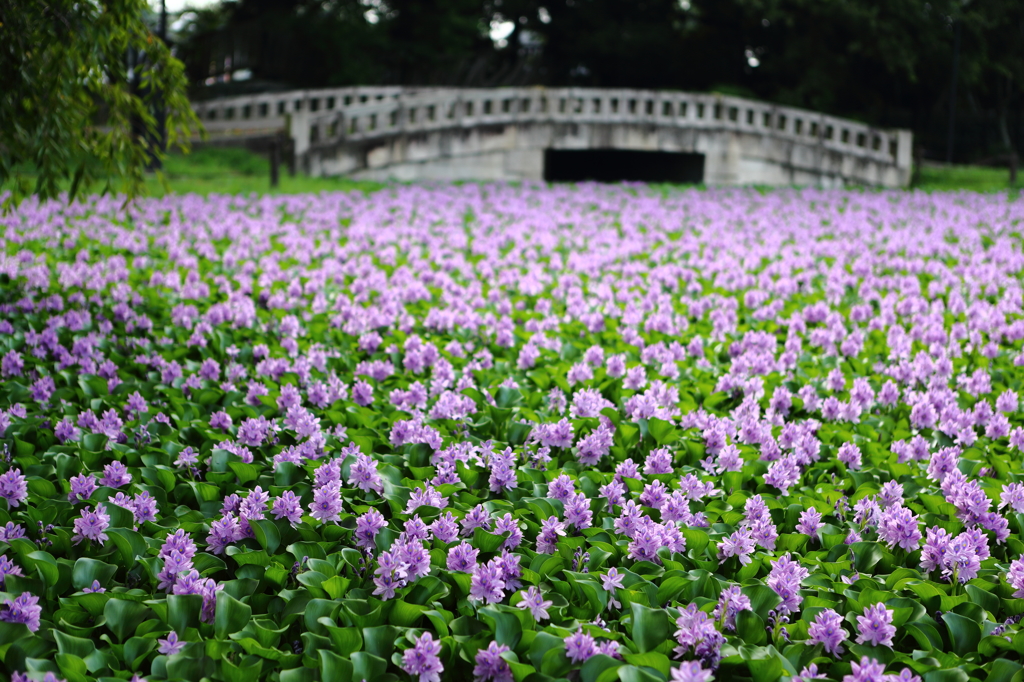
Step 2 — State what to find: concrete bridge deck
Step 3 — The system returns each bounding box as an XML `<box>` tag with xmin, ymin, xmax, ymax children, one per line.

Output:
<box><xmin>192</xmin><ymin>86</ymin><xmax>912</xmax><ymax>187</ymax></box>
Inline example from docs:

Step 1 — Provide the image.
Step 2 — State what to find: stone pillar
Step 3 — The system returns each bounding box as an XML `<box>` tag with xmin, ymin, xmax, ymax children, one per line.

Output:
<box><xmin>896</xmin><ymin>130</ymin><xmax>913</xmax><ymax>187</ymax></box>
<box><xmin>288</xmin><ymin>109</ymin><xmax>312</xmax><ymax>169</ymax></box>
<box><xmin>700</xmin><ymin>131</ymin><xmax>741</xmax><ymax>185</ymax></box>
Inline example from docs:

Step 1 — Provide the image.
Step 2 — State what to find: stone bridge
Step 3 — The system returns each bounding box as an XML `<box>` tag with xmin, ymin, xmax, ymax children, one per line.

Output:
<box><xmin>193</xmin><ymin>86</ymin><xmax>912</xmax><ymax>187</ymax></box>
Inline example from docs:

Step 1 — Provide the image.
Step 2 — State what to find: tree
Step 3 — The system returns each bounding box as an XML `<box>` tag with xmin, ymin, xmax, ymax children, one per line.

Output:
<box><xmin>0</xmin><ymin>0</ymin><xmax>201</xmax><ymax>208</ymax></box>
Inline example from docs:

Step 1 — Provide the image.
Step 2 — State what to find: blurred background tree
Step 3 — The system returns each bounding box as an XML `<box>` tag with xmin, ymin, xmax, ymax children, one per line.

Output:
<box><xmin>14</xmin><ymin>0</ymin><xmax>1020</xmax><ymax>168</ymax></box>
<box><xmin>0</xmin><ymin>0</ymin><xmax>201</xmax><ymax>208</ymax></box>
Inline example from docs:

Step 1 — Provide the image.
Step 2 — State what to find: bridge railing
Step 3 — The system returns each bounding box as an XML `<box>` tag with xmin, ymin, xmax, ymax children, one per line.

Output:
<box><xmin>192</xmin><ymin>87</ymin><xmax>910</xmax><ymax>169</ymax></box>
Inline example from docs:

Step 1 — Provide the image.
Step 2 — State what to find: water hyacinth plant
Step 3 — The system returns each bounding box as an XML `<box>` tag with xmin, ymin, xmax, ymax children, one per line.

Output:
<box><xmin>0</xmin><ymin>183</ymin><xmax>1023</xmax><ymax>682</ymax></box>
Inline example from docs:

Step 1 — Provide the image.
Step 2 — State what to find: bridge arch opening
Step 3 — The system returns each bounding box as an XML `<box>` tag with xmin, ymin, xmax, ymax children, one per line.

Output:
<box><xmin>543</xmin><ymin>148</ymin><xmax>705</xmax><ymax>184</ymax></box>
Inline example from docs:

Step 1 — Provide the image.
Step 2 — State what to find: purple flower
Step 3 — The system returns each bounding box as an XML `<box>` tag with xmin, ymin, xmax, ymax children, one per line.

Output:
<box><xmin>644</xmin><ymin>447</ymin><xmax>674</xmax><ymax>475</ymax></box>
<box><xmin>496</xmin><ymin>550</ymin><xmax>522</xmax><ymax>591</ymax></box>
<box><xmin>347</xmin><ymin>451</ymin><xmax>384</xmax><ymax>494</ymax></box>
<box><xmin>807</xmin><ymin>608</ymin><xmax>847</xmax><ymax>655</ymax></box>
<box><xmin>0</xmin><ymin>522</ymin><xmax>27</xmax><ymax>543</ymax></box>
<box><xmin>565</xmin><ymin>630</ymin><xmax>597</xmax><ymax>663</ymax></box>
<box><xmin>564</xmin><ymin>492</ymin><xmax>593</xmax><ymax>530</ymax></box>
<box><xmin>209</xmin><ymin>411</ymin><xmax>233</xmax><ymax>430</ymax></box>
<box><xmin>72</xmin><ymin>505</ymin><xmax>110</xmax><ymax>545</ymax></box>
<box><xmin>157</xmin><ymin>549</ymin><xmax>194</xmax><ymax>591</ymax></box>
<box><xmin>407</xmin><ymin>485</ymin><xmax>447</xmax><ymax>513</ymax></box>
<box><xmin>373</xmin><ymin>549</ymin><xmax>408</xmax><ymax>600</ymax></box>
<box><xmin>132</xmin><ymin>491</ymin><xmax>158</xmax><ymax>524</ymax></box>
<box><xmin>206</xmin><ymin>515</ymin><xmax>241</xmax><ymax>554</ymax></box>
<box><xmin>718</xmin><ymin>528</ymin><xmax>755</xmax><ymax>565</ymax></box>
<box><xmin>670</xmin><ymin>661</ymin><xmax>714</xmax><ymax>682</ymax></box>
<box><xmin>82</xmin><ymin>580</ymin><xmax>105</xmax><ymax>594</ymax></box>
<box><xmin>309</xmin><ymin>481</ymin><xmax>343</xmax><ymax>524</ymax></box>
<box><xmin>68</xmin><ymin>473</ymin><xmax>97</xmax><ymax>504</ymax></box>
<box><xmin>402</xmin><ymin>632</ymin><xmax>444</xmax><ymax>682</ymax></box>
<box><xmin>837</xmin><ymin>442</ymin><xmax>862</xmax><ymax>469</ymax></box>
<box><xmin>474</xmin><ymin>641</ymin><xmax>513</xmax><ymax>682</ymax></box>
<box><xmin>766</xmin><ymin>553</ymin><xmax>809</xmax><ymax>615</ymax></box>
<box><xmin>470</xmin><ymin>559</ymin><xmax>506</xmax><ymax>604</ymax></box>
<box><xmin>713</xmin><ymin>585</ymin><xmax>751</xmax><ymax>631</ymax></box>
<box><xmin>517</xmin><ymin>586</ymin><xmax>552</xmax><ymax>622</ymax></box>
<box><xmin>174</xmin><ymin>446</ymin><xmax>199</xmax><ymax>468</ymax></box>
<box><xmin>100</xmin><ymin>461</ymin><xmax>132</xmax><ymax>488</ymax></box>
<box><xmin>461</xmin><ymin>504</ymin><xmax>492</xmax><ymax>536</ymax></box>
<box><xmin>126</xmin><ymin>391</ymin><xmax>147</xmax><ymax>415</ymax></box>
<box><xmin>920</xmin><ymin>526</ymin><xmax>952</xmax><ymax>573</ymax></box>
<box><xmin>494</xmin><ymin>513</ymin><xmax>523</xmax><ymax>549</ymax></box>
<box><xmin>795</xmin><ymin>508</ymin><xmax>823</xmax><ymax>538</ymax></box>
<box><xmin>0</xmin><ymin>592</ymin><xmax>42</xmax><ymax>631</ymax></box>
<box><xmin>1</xmin><ymin>350</ymin><xmax>24</xmax><ymax>377</ymax></box>
<box><xmin>0</xmin><ymin>468</ymin><xmax>28</xmax><ymax>507</ymax></box>
<box><xmin>674</xmin><ymin>603</ymin><xmax>724</xmax><ymax>668</ymax></box>
<box><xmin>601</xmin><ymin>567</ymin><xmax>625</xmax><ymax>591</ymax></box>
<box><xmin>352</xmin><ymin>380</ymin><xmax>374</xmax><ymax>406</ymax></box>
<box><xmin>349</xmin><ymin>508</ymin><xmax>384</xmax><ymax>550</ymax></box>
<box><xmin>536</xmin><ymin>517</ymin><xmax>566</xmax><ymax>554</ymax></box>
<box><xmin>877</xmin><ymin>505</ymin><xmax>921</xmax><ymax>552</ymax></box>
<box><xmin>0</xmin><ymin>555</ymin><xmax>24</xmax><ymax>587</ymax></box>
<box><xmin>842</xmin><ymin>656</ymin><xmax>886</xmax><ymax>682</ymax></box>
<box><xmin>158</xmin><ymin>630</ymin><xmax>186</xmax><ymax>655</ymax></box>
<box><xmin>160</xmin><ymin>529</ymin><xmax>197</xmax><ymax>561</ymax></box>
<box><xmin>855</xmin><ymin>603</ymin><xmax>896</xmax><ymax>648</ymax></box>
<box><xmin>271</xmin><ymin>491</ymin><xmax>304</xmax><ymax>526</ymax></box>
<box><xmin>237</xmin><ymin>416</ymin><xmax>273</xmax><ymax>447</ymax></box>
<box><xmin>1007</xmin><ymin>554</ymin><xmax>1024</xmax><ymax>597</ymax></box>
<box><xmin>55</xmin><ymin>418</ymin><xmax>80</xmax><ymax>443</ymax></box>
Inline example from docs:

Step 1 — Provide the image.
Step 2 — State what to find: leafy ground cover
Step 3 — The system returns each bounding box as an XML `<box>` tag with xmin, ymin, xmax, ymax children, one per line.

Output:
<box><xmin>0</xmin><ymin>185</ymin><xmax>1023</xmax><ymax>682</ymax></box>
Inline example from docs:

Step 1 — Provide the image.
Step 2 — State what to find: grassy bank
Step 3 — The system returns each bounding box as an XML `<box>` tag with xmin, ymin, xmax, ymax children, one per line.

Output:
<box><xmin>147</xmin><ymin>147</ymin><xmax>384</xmax><ymax>196</ymax></box>
<box><xmin>913</xmin><ymin>162</ymin><xmax>1020</xmax><ymax>193</ymax></box>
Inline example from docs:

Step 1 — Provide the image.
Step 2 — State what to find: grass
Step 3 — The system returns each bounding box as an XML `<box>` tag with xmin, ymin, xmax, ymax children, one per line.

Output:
<box><xmin>146</xmin><ymin>147</ymin><xmax>384</xmax><ymax>196</ymax></box>
<box><xmin>912</xmin><ymin>162</ymin><xmax>1020</xmax><ymax>193</ymax></box>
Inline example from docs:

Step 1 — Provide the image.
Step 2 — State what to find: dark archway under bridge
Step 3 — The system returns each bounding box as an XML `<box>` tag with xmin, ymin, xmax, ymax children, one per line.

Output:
<box><xmin>543</xmin><ymin>148</ymin><xmax>705</xmax><ymax>184</ymax></box>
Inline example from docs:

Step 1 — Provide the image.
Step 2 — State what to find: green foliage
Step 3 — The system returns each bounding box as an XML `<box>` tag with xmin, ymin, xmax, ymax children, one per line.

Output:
<box><xmin>0</xmin><ymin>0</ymin><xmax>201</xmax><ymax>209</ymax></box>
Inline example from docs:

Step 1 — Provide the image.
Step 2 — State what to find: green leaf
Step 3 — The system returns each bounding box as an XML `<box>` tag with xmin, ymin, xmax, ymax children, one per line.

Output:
<box><xmin>168</xmin><ymin>593</ymin><xmax>204</xmax><ymax>634</ymax></box>
<box><xmin>647</xmin><ymin>417</ymin><xmax>679</xmax><ymax>445</ymax></box>
<box><xmin>942</xmin><ymin>612</ymin><xmax>981</xmax><ymax>657</ymax></box>
<box><xmin>106</xmin><ymin>527</ymin><xmax>147</xmax><ymax>567</ymax></box>
<box><xmin>352</xmin><ymin>652</ymin><xmax>388</xmax><ymax>682</ymax></box>
<box><xmin>622</xmin><ymin>652</ymin><xmax>670</xmax><ymax>677</ymax></box>
<box><xmin>250</xmin><ymin>519</ymin><xmax>281</xmax><ymax>554</ymax></box>
<box><xmin>629</xmin><ymin>602</ymin><xmax>669</xmax><ymax>654</ymax></box>
<box><xmin>747</xmin><ymin>654</ymin><xmax>784</xmax><ymax>682</ymax></box>
<box><xmin>984</xmin><ymin>659</ymin><xmax>1022</xmax><ymax>682</ymax></box>
<box><xmin>923</xmin><ymin>670</ymin><xmax>969</xmax><ymax>682</ymax></box>
<box><xmin>323</xmin><ymin>621</ymin><xmax>363</xmax><ymax>656</ymax></box>
<box><xmin>362</xmin><ymin>625</ymin><xmax>397</xmax><ymax>658</ymax></box>
<box><xmin>215</xmin><ymin>590</ymin><xmax>253</xmax><ymax>639</ymax></box>
<box><xmin>742</xmin><ymin>584</ymin><xmax>782</xmax><ymax>620</ymax></box>
<box><xmin>474</xmin><ymin>526</ymin><xmax>507</xmax><ymax>552</ymax></box>
<box><xmin>736</xmin><ymin>609</ymin><xmax>767</xmax><ymax>646</ymax></box>
<box><xmin>389</xmin><ymin>599</ymin><xmax>426</xmax><ymax>627</ymax></box>
<box><xmin>71</xmin><ymin>557</ymin><xmax>117</xmax><ymax>591</ymax></box>
<box><xmin>618</xmin><ymin>665</ymin><xmax>665</xmax><ymax>682</ymax></box>
<box><xmin>320</xmin><ymin>649</ymin><xmax>354</xmax><ymax>682</ymax></box>
<box><xmin>221</xmin><ymin>655</ymin><xmax>262</xmax><ymax>682</ymax></box>
<box><xmin>103</xmin><ymin>598</ymin><xmax>151</xmax><ymax>642</ymax></box>
<box><xmin>582</xmin><ymin>654</ymin><xmax>624</xmax><ymax>682</ymax></box>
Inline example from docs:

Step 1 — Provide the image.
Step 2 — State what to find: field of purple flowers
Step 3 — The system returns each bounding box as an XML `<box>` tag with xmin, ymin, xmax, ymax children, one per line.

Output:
<box><xmin>1</xmin><ymin>184</ymin><xmax>1024</xmax><ymax>682</ymax></box>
